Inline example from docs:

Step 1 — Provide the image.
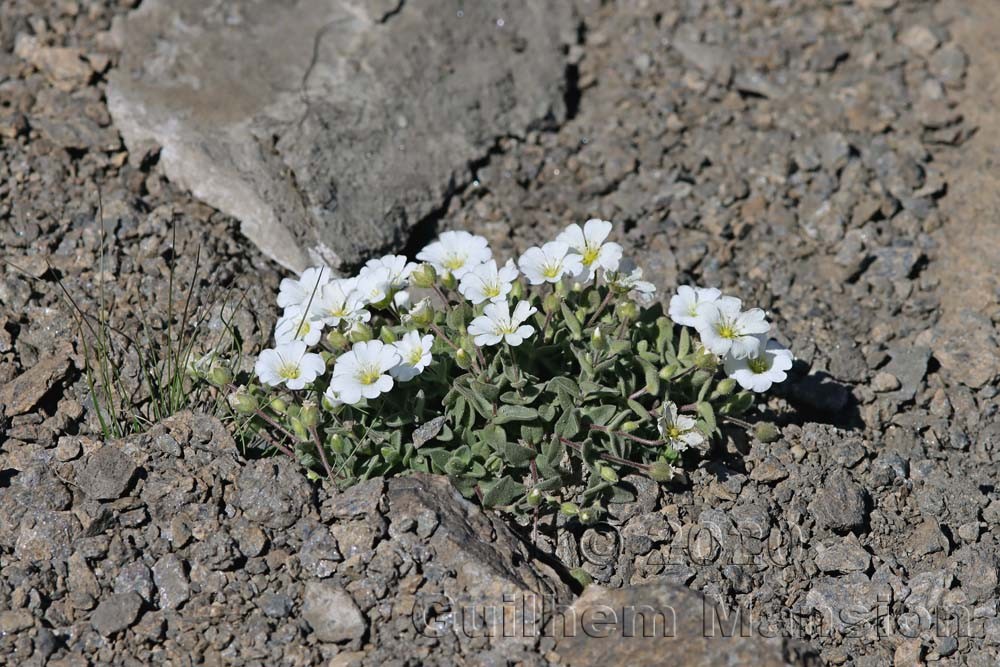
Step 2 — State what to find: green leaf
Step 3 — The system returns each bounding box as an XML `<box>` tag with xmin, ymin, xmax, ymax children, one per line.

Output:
<box><xmin>627</xmin><ymin>399</ymin><xmax>650</xmax><ymax>421</ymax></box>
<box><xmin>481</xmin><ymin>476</ymin><xmax>525</xmax><ymax>508</ymax></box>
<box><xmin>697</xmin><ymin>374</ymin><xmax>713</xmax><ymax>402</ymax></box>
<box><xmin>476</xmin><ymin>425</ymin><xmax>507</xmax><ymax>450</ymax></box>
<box><xmin>493</xmin><ymin>405</ymin><xmax>539</xmax><ymax>424</ymax></box>
<box><xmin>697</xmin><ymin>401</ymin><xmax>717</xmax><ymax>433</ymax></box>
<box><xmin>546</xmin><ymin>376</ymin><xmax>581</xmax><ymax>400</ymax></box>
<box><xmin>639</xmin><ymin>359</ymin><xmax>660</xmax><ymax>396</ymax></box>
<box><xmin>555</xmin><ymin>408</ymin><xmax>580</xmax><ymax>439</ymax></box>
<box><xmin>678</xmin><ymin>327</ymin><xmax>691</xmax><ymax>358</ymax></box>
<box><xmin>720</xmin><ymin>391</ymin><xmax>754</xmax><ymax>416</ymax></box>
<box><xmin>538</xmin><ymin>402</ymin><xmax>557</xmax><ymax>422</ymax></box>
<box><xmin>581</xmin><ymin>404</ymin><xmax>616</xmax><ymax>426</ymax></box>
<box><xmin>455</xmin><ymin>383</ymin><xmax>494</xmax><ymax>419</ymax></box>
<box><xmin>561</xmin><ymin>302</ymin><xmax>583</xmax><ymax>340</ymax></box>
<box><xmin>471</xmin><ymin>380</ymin><xmax>501</xmax><ymax>404</ymax></box>
<box><xmin>501</xmin><ymin>441</ymin><xmax>537</xmax><ymax>466</ymax></box>
<box><xmin>520</xmin><ymin>424</ymin><xmax>545</xmax><ymax>446</ymax></box>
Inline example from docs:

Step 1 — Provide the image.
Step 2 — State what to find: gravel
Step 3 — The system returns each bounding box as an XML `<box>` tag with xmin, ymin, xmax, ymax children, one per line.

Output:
<box><xmin>2</xmin><ymin>0</ymin><xmax>1000</xmax><ymax>664</ymax></box>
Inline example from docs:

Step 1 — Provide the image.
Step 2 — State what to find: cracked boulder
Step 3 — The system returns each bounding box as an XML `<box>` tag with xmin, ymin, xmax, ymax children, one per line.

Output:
<box><xmin>108</xmin><ymin>0</ymin><xmax>572</xmax><ymax>271</ymax></box>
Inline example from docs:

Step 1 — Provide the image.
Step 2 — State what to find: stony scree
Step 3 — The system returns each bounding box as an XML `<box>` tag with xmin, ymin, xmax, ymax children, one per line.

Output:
<box><xmin>107</xmin><ymin>0</ymin><xmax>574</xmax><ymax>271</ymax></box>
<box><xmin>3</xmin><ymin>0</ymin><xmax>1000</xmax><ymax>664</ymax></box>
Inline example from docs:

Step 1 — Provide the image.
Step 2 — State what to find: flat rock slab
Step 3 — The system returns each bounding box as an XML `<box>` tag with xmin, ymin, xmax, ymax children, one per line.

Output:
<box><xmin>552</xmin><ymin>584</ymin><xmax>816</xmax><ymax>666</ymax></box>
<box><xmin>108</xmin><ymin>0</ymin><xmax>571</xmax><ymax>271</ymax></box>
<box><xmin>0</xmin><ymin>350</ymin><xmax>72</xmax><ymax>417</ymax></box>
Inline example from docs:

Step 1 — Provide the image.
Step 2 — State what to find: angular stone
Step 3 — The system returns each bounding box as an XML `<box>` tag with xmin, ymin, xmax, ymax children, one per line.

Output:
<box><xmin>0</xmin><ymin>351</ymin><xmax>72</xmax><ymax>417</ymax></box>
<box><xmin>815</xmin><ymin>539</ymin><xmax>871</xmax><ymax>573</ymax></box>
<box><xmin>76</xmin><ymin>446</ymin><xmax>138</xmax><ymax>500</ymax></box>
<box><xmin>152</xmin><ymin>554</ymin><xmax>190</xmax><ymax>610</ymax></box>
<box><xmin>553</xmin><ymin>584</ymin><xmax>815</xmax><ymax>665</ymax></box>
<box><xmin>810</xmin><ymin>471</ymin><xmax>868</xmax><ymax>534</ymax></box>
<box><xmin>302</xmin><ymin>581</ymin><xmax>367</xmax><ymax>643</ymax></box>
<box><xmin>91</xmin><ymin>592</ymin><xmax>144</xmax><ymax>636</ymax></box>
<box><xmin>108</xmin><ymin>0</ymin><xmax>571</xmax><ymax>271</ymax></box>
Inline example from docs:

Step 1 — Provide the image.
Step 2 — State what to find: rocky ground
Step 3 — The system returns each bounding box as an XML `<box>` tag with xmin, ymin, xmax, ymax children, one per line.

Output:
<box><xmin>2</xmin><ymin>0</ymin><xmax>1000</xmax><ymax>665</ymax></box>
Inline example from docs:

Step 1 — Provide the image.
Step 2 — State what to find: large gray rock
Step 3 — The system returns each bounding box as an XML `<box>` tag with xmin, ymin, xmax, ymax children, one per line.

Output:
<box><xmin>552</xmin><ymin>584</ymin><xmax>816</xmax><ymax>666</ymax></box>
<box><xmin>108</xmin><ymin>0</ymin><xmax>572</xmax><ymax>271</ymax></box>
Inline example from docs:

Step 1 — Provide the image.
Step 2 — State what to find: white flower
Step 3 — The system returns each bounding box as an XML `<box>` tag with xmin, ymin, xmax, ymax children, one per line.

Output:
<box><xmin>467</xmin><ymin>300</ymin><xmax>537</xmax><ymax>346</ymax></box>
<box><xmin>416</xmin><ymin>231</ymin><xmax>492</xmax><ymax>279</ymax></box>
<box><xmin>668</xmin><ymin>285</ymin><xmax>722</xmax><ymax>328</ymax></box>
<box><xmin>607</xmin><ymin>259</ymin><xmax>656</xmax><ymax>306</ymax></box>
<box><xmin>724</xmin><ymin>338</ymin><xmax>793</xmax><ymax>392</ymax></box>
<box><xmin>328</xmin><ymin>340</ymin><xmax>402</xmax><ymax>405</ymax></box>
<box><xmin>356</xmin><ymin>265</ymin><xmax>392</xmax><ymax>306</ymax></box>
<box><xmin>517</xmin><ymin>241</ymin><xmax>584</xmax><ymax>285</ymax></box>
<box><xmin>458</xmin><ymin>259</ymin><xmax>519</xmax><ymax>304</ymax></box>
<box><xmin>323</xmin><ymin>384</ymin><xmax>344</xmax><ymax>408</ymax></box>
<box><xmin>274</xmin><ymin>305</ymin><xmax>324</xmax><ymax>346</ymax></box>
<box><xmin>277</xmin><ymin>266</ymin><xmax>332</xmax><ymax>311</ymax></box>
<box><xmin>360</xmin><ymin>255</ymin><xmax>415</xmax><ymax>292</ymax></box>
<box><xmin>695</xmin><ymin>296</ymin><xmax>770</xmax><ymax>359</ymax></box>
<box><xmin>254</xmin><ymin>341</ymin><xmax>325</xmax><ymax>390</ymax></box>
<box><xmin>557</xmin><ymin>218</ymin><xmax>623</xmax><ymax>281</ymax></box>
<box><xmin>311</xmin><ymin>278</ymin><xmax>370</xmax><ymax>327</ymax></box>
<box><xmin>390</xmin><ymin>331</ymin><xmax>434</xmax><ymax>381</ymax></box>
<box><xmin>658</xmin><ymin>402</ymin><xmax>705</xmax><ymax>452</ymax></box>
<box><xmin>393</xmin><ymin>290</ymin><xmax>412</xmax><ymax>310</ymax></box>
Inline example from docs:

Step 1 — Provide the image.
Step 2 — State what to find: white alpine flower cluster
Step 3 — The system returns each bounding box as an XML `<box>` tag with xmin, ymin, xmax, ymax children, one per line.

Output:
<box><xmin>255</xmin><ymin>219</ymin><xmax>650</xmax><ymax>406</ymax></box>
<box><xmin>257</xmin><ymin>254</ymin><xmax>426</xmax><ymax>405</ymax></box>
<box><xmin>254</xmin><ymin>217</ymin><xmax>789</xmax><ymax>416</ymax></box>
<box><xmin>668</xmin><ymin>286</ymin><xmax>793</xmax><ymax>392</ymax></box>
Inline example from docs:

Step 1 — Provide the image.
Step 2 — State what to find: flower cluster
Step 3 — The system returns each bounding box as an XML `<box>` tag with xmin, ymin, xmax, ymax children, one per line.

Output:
<box><xmin>232</xmin><ymin>220</ymin><xmax>792</xmax><ymax>523</ymax></box>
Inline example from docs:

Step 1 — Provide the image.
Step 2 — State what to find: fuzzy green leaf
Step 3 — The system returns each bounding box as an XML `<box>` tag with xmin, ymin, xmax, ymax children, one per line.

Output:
<box><xmin>561</xmin><ymin>303</ymin><xmax>583</xmax><ymax>340</ymax></box>
<box><xmin>493</xmin><ymin>405</ymin><xmax>539</xmax><ymax>424</ymax></box>
<box><xmin>481</xmin><ymin>476</ymin><xmax>525</xmax><ymax>508</ymax></box>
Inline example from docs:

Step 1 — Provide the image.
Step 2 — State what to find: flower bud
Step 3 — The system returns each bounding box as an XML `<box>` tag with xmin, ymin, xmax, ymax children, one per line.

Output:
<box><xmin>648</xmin><ymin>461</ymin><xmax>676</xmax><ymax>482</ymax></box>
<box><xmin>579</xmin><ymin>508</ymin><xmax>595</xmax><ymax>524</ymax></box>
<box><xmin>291</xmin><ymin>418</ymin><xmax>309</xmax><ymax>441</ymax></box>
<box><xmin>380</xmin><ymin>327</ymin><xmax>398</xmax><ymax>344</ymax></box>
<box><xmin>410</xmin><ymin>263</ymin><xmax>437</xmax><ymax>288</ymax></box>
<box><xmin>712</xmin><ymin>378</ymin><xmax>736</xmax><ymax>397</ymax></box>
<box><xmin>571</xmin><ymin>280</ymin><xmax>585</xmax><ymax>293</ymax></box>
<box><xmin>348</xmin><ymin>321</ymin><xmax>373</xmax><ymax>343</ymax></box>
<box><xmin>616</xmin><ymin>301</ymin><xmax>638</xmax><ymax>321</ymax></box>
<box><xmin>269</xmin><ymin>397</ymin><xmax>287</xmax><ymax>414</ymax></box>
<box><xmin>227</xmin><ymin>390</ymin><xmax>258</xmax><ymax>415</ymax></box>
<box><xmin>440</xmin><ymin>271</ymin><xmax>458</xmax><ymax>290</ymax></box>
<box><xmin>559</xmin><ymin>502</ymin><xmax>579</xmax><ymax>516</ymax></box>
<box><xmin>543</xmin><ymin>293</ymin><xmax>560</xmax><ymax>314</ymax></box>
<box><xmin>599</xmin><ymin>464</ymin><xmax>619</xmax><ymax>483</ymax></box>
<box><xmin>621</xmin><ymin>421</ymin><xmax>640</xmax><ymax>432</ymax></box>
<box><xmin>206</xmin><ymin>364</ymin><xmax>232</xmax><ymax>388</ymax></box>
<box><xmin>694</xmin><ymin>347</ymin><xmax>718</xmax><ymax>371</ymax></box>
<box><xmin>526</xmin><ymin>488</ymin><xmax>543</xmax><ymax>506</ymax></box>
<box><xmin>658</xmin><ymin>364</ymin><xmax>679</xmax><ymax>380</ymax></box>
<box><xmin>299</xmin><ymin>400</ymin><xmax>320</xmax><ymax>427</ymax></box>
<box><xmin>330</xmin><ymin>433</ymin><xmax>347</xmax><ymax>454</ymax></box>
<box><xmin>754</xmin><ymin>422</ymin><xmax>781</xmax><ymax>443</ymax></box>
<box><xmin>510</xmin><ymin>280</ymin><xmax>524</xmax><ymax>300</ymax></box>
<box><xmin>326</xmin><ymin>329</ymin><xmax>349</xmax><ymax>350</ymax></box>
<box><xmin>590</xmin><ymin>326</ymin><xmax>608</xmax><ymax>351</ymax></box>
<box><xmin>455</xmin><ymin>348</ymin><xmax>472</xmax><ymax>369</ymax></box>
<box><xmin>406</xmin><ymin>298</ymin><xmax>434</xmax><ymax>327</ymax></box>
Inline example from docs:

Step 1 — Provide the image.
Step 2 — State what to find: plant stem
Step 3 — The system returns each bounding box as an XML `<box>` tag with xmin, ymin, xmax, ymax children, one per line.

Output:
<box><xmin>559</xmin><ymin>437</ymin><xmax>652</xmax><ymax>472</ymax></box>
<box><xmin>722</xmin><ymin>415</ymin><xmax>753</xmax><ymax>429</ymax></box>
<box><xmin>589</xmin><ymin>424</ymin><xmax>664</xmax><ymax>447</ymax></box>
<box><xmin>585</xmin><ymin>290</ymin><xmax>615</xmax><ymax>328</ymax></box>
<box><xmin>310</xmin><ymin>425</ymin><xmax>334</xmax><ymax>480</ymax></box>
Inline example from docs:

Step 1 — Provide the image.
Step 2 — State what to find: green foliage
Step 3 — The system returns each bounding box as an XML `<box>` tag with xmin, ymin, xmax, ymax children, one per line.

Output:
<box><xmin>232</xmin><ymin>274</ymin><xmax>757</xmax><ymax>521</ymax></box>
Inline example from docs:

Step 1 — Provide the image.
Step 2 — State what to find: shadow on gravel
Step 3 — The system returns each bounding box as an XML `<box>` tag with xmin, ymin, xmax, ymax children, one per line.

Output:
<box><xmin>774</xmin><ymin>364</ymin><xmax>864</xmax><ymax>431</ymax></box>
